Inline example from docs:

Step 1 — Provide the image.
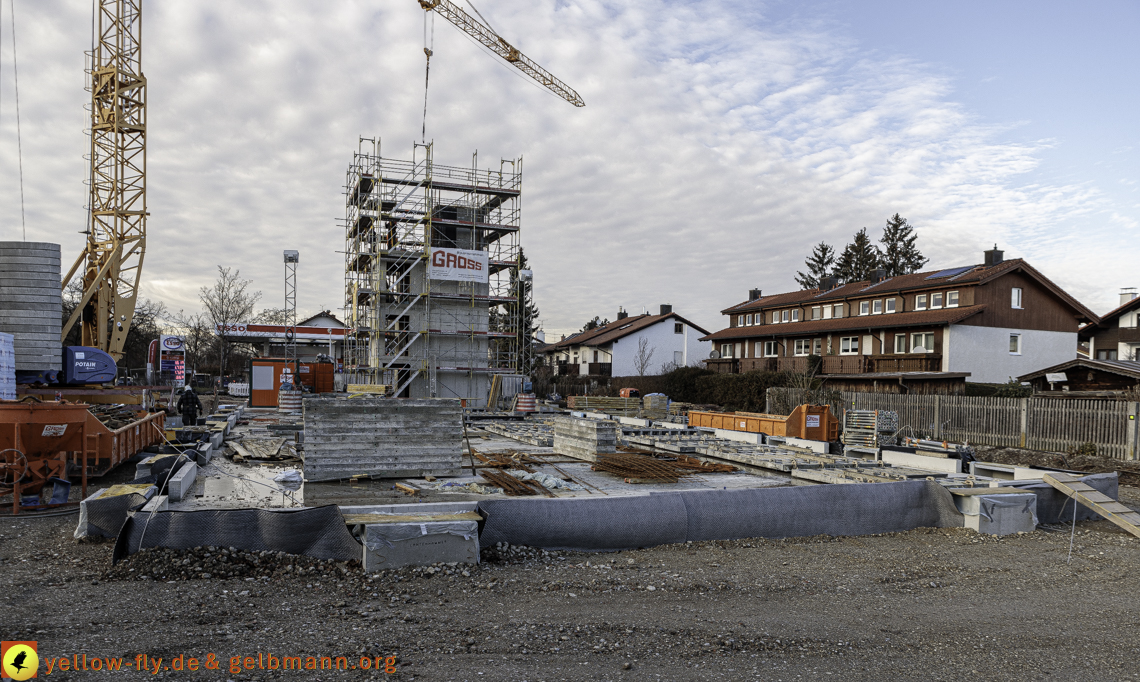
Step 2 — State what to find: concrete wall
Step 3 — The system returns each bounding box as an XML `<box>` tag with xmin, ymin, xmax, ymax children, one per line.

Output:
<box><xmin>946</xmin><ymin>324</ymin><xmax>1077</xmax><ymax>383</ymax></box>
<box><xmin>303</xmin><ymin>397</ymin><xmax>463</xmax><ymax>481</ymax></box>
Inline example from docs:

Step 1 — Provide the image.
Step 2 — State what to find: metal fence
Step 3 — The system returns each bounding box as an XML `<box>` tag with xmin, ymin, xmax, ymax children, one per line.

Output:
<box><xmin>766</xmin><ymin>388</ymin><xmax>1140</xmax><ymax>460</ymax></box>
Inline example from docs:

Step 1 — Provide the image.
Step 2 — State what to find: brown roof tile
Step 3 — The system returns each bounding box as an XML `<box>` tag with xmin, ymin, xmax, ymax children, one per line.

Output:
<box><xmin>552</xmin><ymin>313</ymin><xmax>711</xmax><ymax>349</ymax></box>
<box><xmin>701</xmin><ymin>305</ymin><xmax>986</xmax><ymax>341</ymax></box>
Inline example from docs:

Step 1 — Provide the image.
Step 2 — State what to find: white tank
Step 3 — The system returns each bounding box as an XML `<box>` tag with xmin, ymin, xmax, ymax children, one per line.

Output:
<box><xmin>0</xmin><ymin>241</ymin><xmax>62</xmax><ymax>370</ymax></box>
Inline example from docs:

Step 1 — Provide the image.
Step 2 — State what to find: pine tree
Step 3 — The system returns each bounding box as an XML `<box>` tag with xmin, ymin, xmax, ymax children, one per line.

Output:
<box><xmin>879</xmin><ymin>213</ymin><xmax>928</xmax><ymax>276</ymax></box>
<box><xmin>833</xmin><ymin>228</ymin><xmax>881</xmax><ymax>283</ymax></box>
<box><xmin>509</xmin><ymin>248</ymin><xmax>541</xmax><ymax>374</ymax></box>
<box><xmin>795</xmin><ymin>242</ymin><xmax>836</xmax><ymax>290</ymax></box>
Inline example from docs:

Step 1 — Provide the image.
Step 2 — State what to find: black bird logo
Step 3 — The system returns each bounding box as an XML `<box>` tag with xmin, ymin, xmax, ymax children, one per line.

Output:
<box><xmin>9</xmin><ymin>651</ymin><xmax>27</xmax><ymax>673</ymax></box>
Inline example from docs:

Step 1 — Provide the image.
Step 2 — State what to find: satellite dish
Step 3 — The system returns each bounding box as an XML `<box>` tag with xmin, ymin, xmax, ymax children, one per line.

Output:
<box><xmin>709</xmin><ymin>350</ymin><xmax>721</xmax><ymax>359</ymax></box>
<box><xmin>911</xmin><ymin>346</ymin><xmax>929</xmax><ymax>354</ymax></box>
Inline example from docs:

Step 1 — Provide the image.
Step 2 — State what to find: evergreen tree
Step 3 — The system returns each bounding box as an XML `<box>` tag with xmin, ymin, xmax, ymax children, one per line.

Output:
<box><xmin>795</xmin><ymin>242</ymin><xmax>836</xmax><ymax>289</ymax></box>
<box><xmin>580</xmin><ymin>316</ymin><xmax>610</xmax><ymax>332</ymax></box>
<box><xmin>502</xmin><ymin>248</ymin><xmax>542</xmax><ymax>374</ymax></box>
<box><xmin>879</xmin><ymin>213</ymin><xmax>928</xmax><ymax>276</ymax></box>
<box><xmin>833</xmin><ymin>228</ymin><xmax>881</xmax><ymax>283</ymax></box>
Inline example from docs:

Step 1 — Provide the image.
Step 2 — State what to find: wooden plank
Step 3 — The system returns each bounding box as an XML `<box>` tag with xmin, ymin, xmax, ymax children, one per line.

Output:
<box><xmin>1043</xmin><ymin>473</ymin><xmax>1140</xmax><ymax>539</ymax></box>
<box><xmin>394</xmin><ymin>483</ymin><xmax>419</xmax><ymax>496</ymax></box>
<box><xmin>343</xmin><ymin>512</ymin><xmax>481</xmax><ymax>525</ymax></box>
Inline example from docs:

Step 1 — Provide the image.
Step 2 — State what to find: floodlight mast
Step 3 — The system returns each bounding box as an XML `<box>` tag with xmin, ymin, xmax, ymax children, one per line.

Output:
<box><xmin>284</xmin><ymin>250</ymin><xmax>299</xmax><ymax>375</ymax></box>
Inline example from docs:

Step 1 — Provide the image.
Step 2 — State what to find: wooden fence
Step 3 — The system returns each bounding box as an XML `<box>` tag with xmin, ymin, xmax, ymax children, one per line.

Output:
<box><xmin>766</xmin><ymin>388</ymin><xmax>1140</xmax><ymax>460</ymax></box>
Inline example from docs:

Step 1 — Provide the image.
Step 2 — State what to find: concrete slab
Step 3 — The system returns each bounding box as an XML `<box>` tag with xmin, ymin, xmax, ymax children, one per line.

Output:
<box><xmin>715</xmin><ymin>429</ymin><xmax>765</xmax><ymax>445</ymax></box>
<box><xmin>140</xmin><ymin>494</ymin><xmax>169</xmax><ymax>513</ymax></box>
<box><xmin>341</xmin><ymin>501</ymin><xmax>479</xmax><ymax>515</ymax></box>
<box><xmin>783</xmin><ymin>437</ymin><xmax>830</xmax><ymax>454</ymax></box>
<box><xmin>882</xmin><ymin>450</ymin><xmax>963</xmax><ymax>474</ymax></box>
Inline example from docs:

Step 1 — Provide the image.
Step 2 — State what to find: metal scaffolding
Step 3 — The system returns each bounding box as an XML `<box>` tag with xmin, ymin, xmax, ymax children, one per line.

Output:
<box><xmin>342</xmin><ymin>139</ymin><xmax>523</xmax><ymax>406</ymax></box>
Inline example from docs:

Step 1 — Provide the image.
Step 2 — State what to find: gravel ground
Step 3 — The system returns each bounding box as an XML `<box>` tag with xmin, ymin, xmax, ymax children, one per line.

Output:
<box><xmin>5</xmin><ymin>490</ymin><xmax>1140</xmax><ymax>682</ymax></box>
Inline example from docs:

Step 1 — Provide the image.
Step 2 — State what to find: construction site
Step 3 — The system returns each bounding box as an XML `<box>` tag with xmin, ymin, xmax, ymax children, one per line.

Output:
<box><xmin>2</xmin><ymin>1</ymin><xmax>1139</xmax><ymax>681</ymax></box>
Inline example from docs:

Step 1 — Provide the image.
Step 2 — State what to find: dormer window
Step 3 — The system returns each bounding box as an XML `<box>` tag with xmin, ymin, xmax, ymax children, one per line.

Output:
<box><xmin>947</xmin><ymin>291</ymin><xmax>959</xmax><ymax>308</ymax></box>
<box><xmin>811</xmin><ymin>306</ymin><xmax>821</xmax><ymax>320</ymax></box>
<box><xmin>915</xmin><ymin>294</ymin><xmax>928</xmax><ymax>311</ymax></box>
<box><xmin>885</xmin><ymin>298</ymin><xmax>896</xmax><ymax>313</ymax></box>
<box><xmin>822</xmin><ymin>306</ymin><xmax>833</xmax><ymax>320</ymax></box>
<box><xmin>745</xmin><ymin>314</ymin><xmax>752</xmax><ymax>325</ymax></box>
<box><xmin>872</xmin><ymin>300</ymin><xmax>883</xmax><ymax>314</ymax></box>
<box><xmin>781</xmin><ymin>310</ymin><xmax>789</xmax><ymax>323</ymax></box>
<box><xmin>931</xmin><ymin>293</ymin><xmax>943</xmax><ymax>309</ymax></box>
<box><xmin>791</xmin><ymin>309</ymin><xmax>800</xmax><ymax>322</ymax></box>
<box><xmin>859</xmin><ymin>301</ymin><xmax>870</xmax><ymax>316</ymax></box>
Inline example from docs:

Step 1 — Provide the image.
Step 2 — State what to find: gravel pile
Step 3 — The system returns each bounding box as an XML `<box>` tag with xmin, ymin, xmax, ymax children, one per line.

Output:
<box><xmin>481</xmin><ymin>542</ymin><xmax>565</xmax><ymax>565</ymax></box>
<box><xmin>104</xmin><ymin>546</ymin><xmax>359</xmax><ymax>582</ymax></box>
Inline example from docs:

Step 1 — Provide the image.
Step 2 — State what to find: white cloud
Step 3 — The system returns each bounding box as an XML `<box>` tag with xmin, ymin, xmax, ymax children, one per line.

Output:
<box><xmin>0</xmin><ymin>0</ymin><xmax>1134</xmax><ymax>342</ymax></box>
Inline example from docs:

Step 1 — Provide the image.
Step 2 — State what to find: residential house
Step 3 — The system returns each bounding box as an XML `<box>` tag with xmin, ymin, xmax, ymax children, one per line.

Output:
<box><xmin>544</xmin><ymin>306</ymin><xmax>711</xmax><ymax>376</ymax></box>
<box><xmin>1078</xmin><ymin>288</ymin><xmax>1140</xmax><ymax>362</ymax></box>
<box><xmin>700</xmin><ymin>247</ymin><xmax>1097</xmax><ymax>391</ymax></box>
<box><xmin>1019</xmin><ymin>358</ymin><xmax>1140</xmax><ymax>394</ymax></box>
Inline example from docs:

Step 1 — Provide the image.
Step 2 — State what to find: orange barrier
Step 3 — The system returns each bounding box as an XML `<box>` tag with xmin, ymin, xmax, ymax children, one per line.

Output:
<box><xmin>85</xmin><ymin>409</ymin><xmax>167</xmax><ymax>477</ymax></box>
<box><xmin>688</xmin><ymin>404</ymin><xmax>838</xmax><ymax>442</ymax></box>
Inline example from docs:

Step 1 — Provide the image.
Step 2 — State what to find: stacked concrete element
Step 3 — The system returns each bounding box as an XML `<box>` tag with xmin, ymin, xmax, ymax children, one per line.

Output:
<box><xmin>553</xmin><ymin>416</ymin><xmax>618</xmax><ymax>462</ymax></box>
<box><xmin>0</xmin><ymin>242</ymin><xmax>62</xmax><ymax>370</ymax></box>
<box><xmin>303</xmin><ymin>396</ymin><xmax>463</xmax><ymax>482</ymax></box>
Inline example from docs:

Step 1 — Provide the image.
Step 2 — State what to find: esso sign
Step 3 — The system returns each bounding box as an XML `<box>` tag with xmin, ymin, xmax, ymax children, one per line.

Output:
<box><xmin>217</xmin><ymin>324</ymin><xmax>248</xmax><ymax>334</ymax></box>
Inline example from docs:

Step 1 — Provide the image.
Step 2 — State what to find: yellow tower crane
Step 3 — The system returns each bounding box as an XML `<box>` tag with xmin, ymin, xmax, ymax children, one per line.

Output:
<box><xmin>61</xmin><ymin>0</ymin><xmax>147</xmax><ymax>361</ymax></box>
<box><xmin>417</xmin><ymin>0</ymin><xmax>585</xmax><ymax>107</ymax></box>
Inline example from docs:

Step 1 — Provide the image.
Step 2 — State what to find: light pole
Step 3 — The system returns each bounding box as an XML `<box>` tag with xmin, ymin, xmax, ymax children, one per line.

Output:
<box><xmin>284</xmin><ymin>250</ymin><xmax>299</xmax><ymax>378</ymax></box>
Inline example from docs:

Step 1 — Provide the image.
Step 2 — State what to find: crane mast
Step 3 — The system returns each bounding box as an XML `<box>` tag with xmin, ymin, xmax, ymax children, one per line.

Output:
<box><xmin>418</xmin><ymin>0</ymin><xmax>585</xmax><ymax>107</ymax></box>
<box><xmin>61</xmin><ymin>0</ymin><xmax>148</xmax><ymax>361</ymax></box>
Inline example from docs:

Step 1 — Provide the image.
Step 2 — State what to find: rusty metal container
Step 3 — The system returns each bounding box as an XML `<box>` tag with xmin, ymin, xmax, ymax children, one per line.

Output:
<box><xmin>688</xmin><ymin>404</ymin><xmax>838</xmax><ymax>441</ymax></box>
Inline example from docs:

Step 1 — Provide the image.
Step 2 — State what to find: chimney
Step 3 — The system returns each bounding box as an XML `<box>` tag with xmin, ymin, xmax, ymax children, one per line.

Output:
<box><xmin>617</xmin><ymin>308</ymin><xmax>629</xmax><ymax>320</ymax></box>
<box><xmin>1122</xmin><ymin>288</ymin><xmax>1138</xmax><ymax>306</ymax></box>
<box><xmin>984</xmin><ymin>244</ymin><xmax>1004</xmax><ymax>267</ymax></box>
<box><xmin>869</xmin><ymin>268</ymin><xmax>886</xmax><ymax>284</ymax></box>
<box><xmin>820</xmin><ymin>276</ymin><xmax>838</xmax><ymax>291</ymax></box>
<box><xmin>659</xmin><ymin>304</ymin><xmax>672</xmax><ymax>315</ymax></box>
<box><xmin>749</xmin><ymin>288</ymin><xmax>762</xmax><ymax>301</ymax></box>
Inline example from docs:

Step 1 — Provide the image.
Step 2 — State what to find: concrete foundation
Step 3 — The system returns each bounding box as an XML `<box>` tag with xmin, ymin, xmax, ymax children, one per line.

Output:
<box><xmin>303</xmin><ymin>397</ymin><xmax>463</xmax><ymax>482</ymax></box>
<box><xmin>882</xmin><ymin>449</ymin><xmax>963</xmax><ymax>474</ymax></box>
<box><xmin>360</xmin><ymin>519</ymin><xmax>479</xmax><ymax>571</ymax></box>
<box><xmin>553</xmin><ymin>416</ymin><xmax>618</xmax><ymax>462</ymax></box>
<box><xmin>783</xmin><ymin>437</ymin><xmax>830</xmax><ymax>454</ymax></box>
<box><xmin>954</xmin><ymin>492</ymin><xmax>1038</xmax><ymax>535</ymax></box>
<box><xmin>167</xmin><ymin>462</ymin><xmax>198</xmax><ymax>502</ymax></box>
<box><xmin>715</xmin><ymin>429</ymin><xmax>765</xmax><ymax>445</ymax></box>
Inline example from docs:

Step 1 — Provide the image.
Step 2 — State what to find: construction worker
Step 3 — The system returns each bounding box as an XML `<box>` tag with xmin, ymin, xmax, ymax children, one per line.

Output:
<box><xmin>177</xmin><ymin>384</ymin><xmax>203</xmax><ymax>428</ymax></box>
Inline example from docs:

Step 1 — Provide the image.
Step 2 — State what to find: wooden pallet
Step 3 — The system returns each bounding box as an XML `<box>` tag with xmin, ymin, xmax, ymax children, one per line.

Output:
<box><xmin>1043</xmin><ymin>473</ymin><xmax>1140</xmax><ymax>539</ymax></box>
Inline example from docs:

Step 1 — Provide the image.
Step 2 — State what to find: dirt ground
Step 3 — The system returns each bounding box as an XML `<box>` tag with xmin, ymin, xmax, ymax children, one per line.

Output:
<box><xmin>5</xmin><ymin>486</ymin><xmax>1140</xmax><ymax>682</ymax></box>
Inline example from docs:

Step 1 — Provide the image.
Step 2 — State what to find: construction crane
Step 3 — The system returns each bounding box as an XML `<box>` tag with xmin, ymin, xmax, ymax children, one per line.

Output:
<box><xmin>417</xmin><ymin>0</ymin><xmax>585</xmax><ymax>107</ymax></box>
<box><xmin>61</xmin><ymin>0</ymin><xmax>147</xmax><ymax>362</ymax></box>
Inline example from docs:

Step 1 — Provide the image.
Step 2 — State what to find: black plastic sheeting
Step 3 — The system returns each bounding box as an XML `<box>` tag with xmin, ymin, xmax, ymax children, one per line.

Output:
<box><xmin>112</xmin><ymin>505</ymin><xmax>362</xmax><ymax>564</ymax></box>
<box><xmin>477</xmin><ymin>480</ymin><xmax>965</xmax><ymax>552</ymax></box>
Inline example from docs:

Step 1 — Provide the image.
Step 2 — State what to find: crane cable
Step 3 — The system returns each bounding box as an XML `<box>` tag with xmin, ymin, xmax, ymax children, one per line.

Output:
<box><xmin>0</xmin><ymin>0</ymin><xmax>27</xmax><ymax>240</ymax></box>
<box><xmin>421</xmin><ymin>9</ymin><xmax>434</xmax><ymax>143</ymax></box>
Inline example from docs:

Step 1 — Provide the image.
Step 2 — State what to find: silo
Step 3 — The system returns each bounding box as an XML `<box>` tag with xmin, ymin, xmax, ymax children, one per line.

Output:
<box><xmin>0</xmin><ymin>241</ymin><xmax>63</xmax><ymax>371</ymax></box>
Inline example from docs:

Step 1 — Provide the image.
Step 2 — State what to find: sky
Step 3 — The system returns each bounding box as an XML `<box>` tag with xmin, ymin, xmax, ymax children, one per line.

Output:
<box><xmin>0</xmin><ymin>0</ymin><xmax>1136</xmax><ymax>340</ymax></box>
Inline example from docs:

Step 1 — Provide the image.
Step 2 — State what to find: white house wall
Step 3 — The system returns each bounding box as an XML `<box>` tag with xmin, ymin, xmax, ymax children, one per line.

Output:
<box><xmin>609</xmin><ymin>320</ymin><xmax>711</xmax><ymax>376</ymax></box>
<box><xmin>947</xmin><ymin>325</ymin><xmax>1077</xmax><ymax>384</ymax></box>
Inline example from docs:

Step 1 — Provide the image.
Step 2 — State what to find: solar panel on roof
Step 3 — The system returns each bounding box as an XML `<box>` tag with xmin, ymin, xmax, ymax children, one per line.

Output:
<box><xmin>925</xmin><ymin>266</ymin><xmax>973</xmax><ymax>280</ymax></box>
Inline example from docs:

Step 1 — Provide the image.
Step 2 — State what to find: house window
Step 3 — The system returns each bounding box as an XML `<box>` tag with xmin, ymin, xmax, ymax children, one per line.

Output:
<box><xmin>1097</xmin><ymin>349</ymin><xmax>1118</xmax><ymax>360</ymax></box>
<box><xmin>593</xmin><ymin>351</ymin><xmax>599</xmax><ymax>363</ymax></box>
<box><xmin>931</xmin><ymin>293</ymin><xmax>943</xmax><ymax>309</ymax></box>
<box><xmin>946</xmin><ymin>291</ymin><xmax>958</xmax><ymax>308</ymax></box>
<box><xmin>738</xmin><ymin>315</ymin><xmax>745</xmax><ymax>326</ymax></box>
<box><xmin>812</xmin><ymin>338</ymin><xmax>822</xmax><ymax>355</ymax></box>
<box><xmin>791</xmin><ymin>309</ymin><xmax>800</xmax><ymax>322</ymax></box>
<box><xmin>873</xmin><ymin>300</ymin><xmax>883</xmax><ymax>314</ymax></box>
<box><xmin>721</xmin><ymin>343</ymin><xmax>733</xmax><ymax>358</ymax></box>
<box><xmin>885</xmin><ymin>298</ymin><xmax>896</xmax><ymax>313</ymax></box>
<box><xmin>674</xmin><ymin>350</ymin><xmax>684</xmax><ymax>366</ymax></box>
<box><xmin>915</xmin><ymin>294</ymin><xmax>928</xmax><ymax>310</ymax></box>
<box><xmin>894</xmin><ymin>334</ymin><xmax>907</xmax><ymax>353</ymax></box>
<box><xmin>675</xmin><ymin>322</ymin><xmax>684</xmax><ymax>334</ymax></box>
<box><xmin>833</xmin><ymin>304</ymin><xmax>844</xmax><ymax>318</ymax></box>
<box><xmin>1009</xmin><ymin>333</ymin><xmax>1021</xmax><ymax>355</ymax></box>
<box><xmin>793</xmin><ymin>339</ymin><xmax>811</xmax><ymax>356</ymax></box>
<box><xmin>822</xmin><ymin>306</ymin><xmax>833</xmax><ymax>320</ymax></box>
<box><xmin>1011</xmin><ymin>288</ymin><xmax>1023</xmax><ymax>309</ymax></box>
<box><xmin>911</xmin><ymin>332</ymin><xmax>934</xmax><ymax>353</ymax></box>
<box><xmin>859</xmin><ymin>301</ymin><xmax>870</xmax><ymax>316</ymax></box>
<box><xmin>763</xmin><ymin>341</ymin><xmax>778</xmax><ymax>357</ymax></box>
<box><xmin>811</xmin><ymin>306</ymin><xmax>821</xmax><ymax>320</ymax></box>
<box><xmin>840</xmin><ymin>337</ymin><xmax>859</xmax><ymax>355</ymax></box>
<box><xmin>745</xmin><ymin>314</ymin><xmax>752</xmax><ymax>326</ymax></box>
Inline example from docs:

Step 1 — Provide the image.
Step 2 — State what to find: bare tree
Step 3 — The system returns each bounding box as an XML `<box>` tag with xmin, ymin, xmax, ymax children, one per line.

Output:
<box><xmin>633</xmin><ymin>337</ymin><xmax>656</xmax><ymax>377</ymax></box>
<box><xmin>170</xmin><ymin>310</ymin><xmax>213</xmax><ymax>376</ymax></box>
<box><xmin>200</xmin><ymin>266</ymin><xmax>262</xmax><ymax>376</ymax></box>
<box><xmin>255</xmin><ymin>307</ymin><xmax>291</xmax><ymax>324</ymax></box>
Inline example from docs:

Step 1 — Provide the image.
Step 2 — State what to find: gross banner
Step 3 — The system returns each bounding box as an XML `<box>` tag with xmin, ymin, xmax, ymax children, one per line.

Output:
<box><xmin>428</xmin><ymin>247</ymin><xmax>488</xmax><ymax>283</ymax></box>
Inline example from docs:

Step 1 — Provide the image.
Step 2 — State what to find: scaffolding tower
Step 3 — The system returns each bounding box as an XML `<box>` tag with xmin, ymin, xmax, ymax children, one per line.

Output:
<box><xmin>342</xmin><ymin>139</ymin><xmax>523</xmax><ymax>406</ymax></box>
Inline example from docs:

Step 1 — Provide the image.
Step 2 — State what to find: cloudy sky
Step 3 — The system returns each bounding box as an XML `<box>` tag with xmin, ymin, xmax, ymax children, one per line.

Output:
<box><xmin>0</xmin><ymin>0</ymin><xmax>1136</xmax><ymax>338</ymax></box>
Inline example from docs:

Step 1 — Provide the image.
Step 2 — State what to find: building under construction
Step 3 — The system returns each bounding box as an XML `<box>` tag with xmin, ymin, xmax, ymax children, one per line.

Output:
<box><xmin>342</xmin><ymin>140</ymin><xmax>524</xmax><ymax>407</ymax></box>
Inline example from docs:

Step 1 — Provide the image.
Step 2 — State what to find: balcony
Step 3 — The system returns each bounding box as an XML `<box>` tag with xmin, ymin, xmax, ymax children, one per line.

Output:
<box><xmin>709</xmin><ymin>354</ymin><xmax>942</xmax><ymax>375</ymax></box>
<box><xmin>588</xmin><ymin>363</ymin><xmax>612</xmax><ymax>377</ymax></box>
